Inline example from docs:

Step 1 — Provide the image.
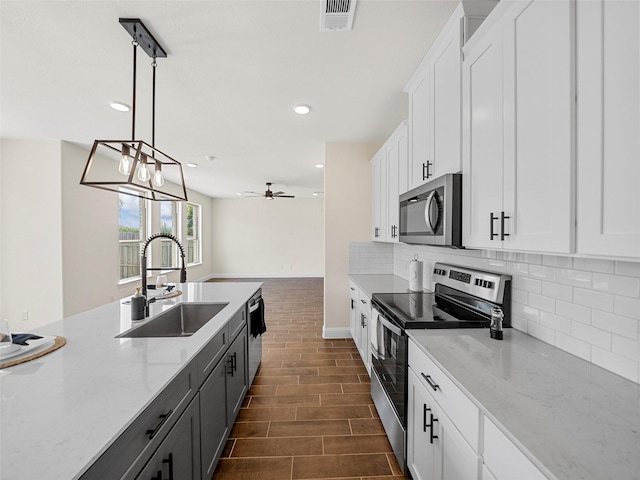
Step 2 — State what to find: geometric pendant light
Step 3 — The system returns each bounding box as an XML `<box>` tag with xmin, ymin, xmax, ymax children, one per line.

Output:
<box><xmin>80</xmin><ymin>18</ymin><xmax>188</xmax><ymax>202</ymax></box>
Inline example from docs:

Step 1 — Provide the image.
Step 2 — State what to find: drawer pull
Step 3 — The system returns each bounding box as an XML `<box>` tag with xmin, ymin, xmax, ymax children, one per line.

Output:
<box><xmin>151</xmin><ymin>471</ymin><xmax>163</xmax><ymax>480</ymax></box>
<box><xmin>227</xmin><ymin>354</ymin><xmax>235</xmax><ymax>377</ymax></box>
<box><xmin>162</xmin><ymin>453</ymin><xmax>174</xmax><ymax>480</ymax></box>
<box><xmin>423</xmin><ymin>405</ymin><xmax>431</xmax><ymax>433</ymax></box>
<box><xmin>146</xmin><ymin>410</ymin><xmax>173</xmax><ymax>440</ymax></box>
<box><xmin>360</xmin><ymin>299</ymin><xmax>366</xmax><ymax>304</ymax></box>
<box><xmin>421</xmin><ymin>373</ymin><xmax>440</xmax><ymax>391</ymax></box>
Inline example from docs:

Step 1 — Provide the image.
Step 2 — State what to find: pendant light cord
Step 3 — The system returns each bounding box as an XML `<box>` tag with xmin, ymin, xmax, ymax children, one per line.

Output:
<box><xmin>131</xmin><ymin>40</ymin><xmax>138</xmax><ymax>141</ymax></box>
<box><xmin>152</xmin><ymin>54</ymin><xmax>157</xmax><ymax>151</ymax></box>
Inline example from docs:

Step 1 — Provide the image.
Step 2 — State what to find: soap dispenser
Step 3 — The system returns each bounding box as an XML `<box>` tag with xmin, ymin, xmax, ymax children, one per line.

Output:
<box><xmin>131</xmin><ymin>287</ymin><xmax>146</xmax><ymax>321</ymax></box>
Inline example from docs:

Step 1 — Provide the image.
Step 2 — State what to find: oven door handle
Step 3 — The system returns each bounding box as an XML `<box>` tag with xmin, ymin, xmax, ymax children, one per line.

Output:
<box><xmin>377</xmin><ymin>314</ymin><xmax>402</xmax><ymax>336</ymax></box>
<box><xmin>249</xmin><ymin>302</ymin><xmax>261</xmax><ymax>314</ymax></box>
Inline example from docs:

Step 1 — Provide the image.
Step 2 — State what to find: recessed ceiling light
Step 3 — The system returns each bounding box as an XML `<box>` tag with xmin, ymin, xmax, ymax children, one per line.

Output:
<box><xmin>313</xmin><ymin>192</ymin><xmax>324</xmax><ymax>196</ymax></box>
<box><xmin>294</xmin><ymin>104</ymin><xmax>311</xmax><ymax>115</ymax></box>
<box><xmin>187</xmin><ymin>163</ymin><xmax>198</xmax><ymax>168</ymax></box>
<box><xmin>205</xmin><ymin>155</ymin><xmax>216</xmax><ymax>162</ymax></box>
<box><xmin>236</xmin><ymin>192</ymin><xmax>243</xmax><ymax>196</ymax></box>
<box><xmin>109</xmin><ymin>101</ymin><xmax>131</xmax><ymax>112</ymax></box>
<box><xmin>315</xmin><ymin>163</ymin><xmax>324</xmax><ymax>169</ymax></box>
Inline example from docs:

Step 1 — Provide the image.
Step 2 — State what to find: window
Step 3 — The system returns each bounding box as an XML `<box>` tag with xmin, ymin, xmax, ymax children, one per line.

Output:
<box><xmin>186</xmin><ymin>202</ymin><xmax>201</xmax><ymax>265</ymax></box>
<box><xmin>160</xmin><ymin>201</ymin><xmax>179</xmax><ymax>268</ymax></box>
<box><xmin>119</xmin><ymin>190</ymin><xmax>148</xmax><ymax>281</ymax></box>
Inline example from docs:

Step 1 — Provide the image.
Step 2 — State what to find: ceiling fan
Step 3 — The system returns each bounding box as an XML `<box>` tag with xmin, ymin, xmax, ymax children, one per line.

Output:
<box><xmin>243</xmin><ymin>182</ymin><xmax>295</xmax><ymax>200</ymax></box>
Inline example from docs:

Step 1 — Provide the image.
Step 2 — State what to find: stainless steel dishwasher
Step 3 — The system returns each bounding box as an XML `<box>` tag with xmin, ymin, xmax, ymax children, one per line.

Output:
<box><xmin>247</xmin><ymin>289</ymin><xmax>265</xmax><ymax>385</ymax></box>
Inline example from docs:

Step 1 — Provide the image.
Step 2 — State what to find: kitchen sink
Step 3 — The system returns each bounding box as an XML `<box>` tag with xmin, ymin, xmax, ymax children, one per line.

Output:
<box><xmin>117</xmin><ymin>302</ymin><xmax>229</xmax><ymax>338</ymax></box>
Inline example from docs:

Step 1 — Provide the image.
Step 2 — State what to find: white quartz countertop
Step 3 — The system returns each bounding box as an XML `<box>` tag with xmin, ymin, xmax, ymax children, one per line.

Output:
<box><xmin>350</xmin><ymin>274</ymin><xmax>419</xmax><ymax>297</ymax></box>
<box><xmin>0</xmin><ymin>281</ymin><xmax>261</xmax><ymax>480</ymax></box>
<box><xmin>408</xmin><ymin>329</ymin><xmax>640</xmax><ymax>480</ymax></box>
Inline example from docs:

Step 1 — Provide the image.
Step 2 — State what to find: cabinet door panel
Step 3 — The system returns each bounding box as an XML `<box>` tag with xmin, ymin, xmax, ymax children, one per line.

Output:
<box><xmin>578</xmin><ymin>0</ymin><xmax>640</xmax><ymax>257</ymax></box>
<box><xmin>226</xmin><ymin>327</ymin><xmax>248</xmax><ymax>427</ymax></box>
<box><xmin>200</xmin><ymin>358</ymin><xmax>228</xmax><ymax>478</ymax></box>
<box><xmin>407</xmin><ymin>369</ymin><xmax>438</xmax><ymax>480</ymax></box>
<box><xmin>136</xmin><ymin>396</ymin><xmax>200</xmax><ymax>480</ymax></box>
<box><xmin>438</xmin><ymin>406</ymin><xmax>480</xmax><ymax>480</ymax></box>
<box><xmin>387</xmin><ymin>138</ymin><xmax>400</xmax><ymax>243</ymax></box>
<box><xmin>409</xmin><ymin>74</ymin><xmax>431</xmax><ymax>190</ymax></box>
<box><xmin>431</xmin><ymin>19</ymin><xmax>463</xmax><ymax>178</ymax></box>
<box><xmin>372</xmin><ymin>151</ymin><xmax>386</xmax><ymax>241</ymax></box>
<box><xmin>462</xmin><ymin>25</ymin><xmax>504</xmax><ymax>249</ymax></box>
<box><xmin>502</xmin><ymin>0</ymin><xmax>574</xmax><ymax>253</ymax></box>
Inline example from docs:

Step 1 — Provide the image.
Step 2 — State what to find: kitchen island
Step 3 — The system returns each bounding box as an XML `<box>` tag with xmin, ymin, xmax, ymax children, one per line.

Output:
<box><xmin>409</xmin><ymin>328</ymin><xmax>640</xmax><ymax>480</ymax></box>
<box><xmin>0</xmin><ymin>281</ymin><xmax>261</xmax><ymax>480</ymax></box>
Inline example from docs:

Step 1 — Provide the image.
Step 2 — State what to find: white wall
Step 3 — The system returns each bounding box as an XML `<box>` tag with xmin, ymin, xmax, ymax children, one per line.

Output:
<box><xmin>209</xmin><ymin>197</ymin><xmax>323</xmax><ymax>277</ymax></box>
<box><xmin>0</xmin><ymin>139</ymin><xmax>64</xmax><ymax>329</ymax></box>
<box><xmin>1</xmin><ymin>139</ymin><xmax>214</xmax><ymax>328</ymax></box>
<box><xmin>324</xmin><ymin>142</ymin><xmax>381</xmax><ymax>336</ymax></box>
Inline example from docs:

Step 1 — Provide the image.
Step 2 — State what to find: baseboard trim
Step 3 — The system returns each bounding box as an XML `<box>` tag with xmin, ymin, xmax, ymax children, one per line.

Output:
<box><xmin>198</xmin><ymin>273</ymin><xmax>324</xmax><ymax>281</ymax></box>
<box><xmin>322</xmin><ymin>326</ymin><xmax>351</xmax><ymax>339</ymax></box>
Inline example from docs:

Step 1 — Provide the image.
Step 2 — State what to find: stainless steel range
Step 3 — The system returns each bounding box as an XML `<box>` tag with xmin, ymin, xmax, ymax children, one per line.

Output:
<box><xmin>370</xmin><ymin>263</ymin><xmax>512</xmax><ymax>475</ymax></box>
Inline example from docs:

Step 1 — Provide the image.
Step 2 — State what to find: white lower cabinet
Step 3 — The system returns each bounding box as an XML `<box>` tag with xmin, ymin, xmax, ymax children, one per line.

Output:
<box><xmin>483</xmin><ymin>418</ymin><xmax>546</xmax><ymax>480</ymax></box>
<box><xmin>408</xmin><ymin>368</ymin><xmax>480</xmax><ymax>480</ymax></box>
<box><xmin>348</xmin><ymin>281</ymin><xmax>371</xmax><ymax>376</ymax></box>
<box><xmin>408</xmin><ymin>340</ymin><xmax>481</xmax><ymax>480</ymax></box>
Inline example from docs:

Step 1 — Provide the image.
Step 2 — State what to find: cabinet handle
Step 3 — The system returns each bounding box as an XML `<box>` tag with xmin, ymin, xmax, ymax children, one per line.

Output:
<box><xmin>423</xmin><ymin>405</ymin><xmax>431</xmax><ymax>433</ymax></box>
<box><xmin>360</xmin><ymin>299</ymin><xmax>366</xmax><ymax>304</ymax></box>
<box><xmin>351</xmin><ymin>299</ymin><xmax>355</xmax><ymax>310</ymax></box>
<box><xmin>350</xmin><ymin>287</ymin><xmax>355</xmax><ymax>291</ymax></box>
<box><xmin>374</xmin><ymin>227</ymin><xmax>380</xmax><ymax>238</ymax></box>
<box><xmin>232</xmin><ymin>352</ymin><xmax>237</xmax><ymax>372</ymax></box>
<box><xmin>227</xmin><ymin>354</ymin><xmax>235</xmax><ymax>377</ymax></box>
<box><xmin>421</xmin><ymin>373</ymin><xmax>440</xmax><ymax>391</ymax></box>
<box><xmin>151</xmin><ymin>471</ymin><xmax>163</xmax><ymax>480</ymax></box>
<box><xmin>490</xmin><ymin>212</ymin><xmax>499</xmax><ymax>240</ymax></box>
<box><xmin>361</xmin><ymin>313</ymin><xmax>367</xmax><ymax>327</ymax></box>
<box><xmin>162</xmin><ymin>453</ymin><xmax>174</xmax><ymax>480</ymax></box>
<box><xmin>429</xmin><ymin>413</ymin><xmax>439</xmax><ymax>444</ymax></box>
<box><xmin>422</xmin><ymin>161</ymin><xmax>432</xmax><ymax>180</ymax></box>
<box><xmin>146</xmin><ymin>410</ymin><xmax>173</xmax><ymax>440</ymax></box>
<box><xmin>500</xmin><ymin>211</ymin><xmax>510</xmax><ymax>241</ymax></box>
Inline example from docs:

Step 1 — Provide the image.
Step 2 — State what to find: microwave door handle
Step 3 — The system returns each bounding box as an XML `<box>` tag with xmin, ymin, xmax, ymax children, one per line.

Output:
<box><xmin>424</xmin><ymin>191</ymin><xmax>437</xmax><ymax>234</ymax></box>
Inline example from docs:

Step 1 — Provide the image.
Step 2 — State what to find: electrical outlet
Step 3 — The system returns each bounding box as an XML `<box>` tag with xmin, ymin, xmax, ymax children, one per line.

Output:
<box><xmin>21</xmin><ymin>310</ymin><xmax>29</xmax><ymax>322</ymax></box>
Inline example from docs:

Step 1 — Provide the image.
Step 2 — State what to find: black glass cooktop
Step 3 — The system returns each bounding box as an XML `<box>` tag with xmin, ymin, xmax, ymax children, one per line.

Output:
<box><xmin>371</xmin><ymin>290</ymin><xmax>491</xmax><ymax>330</ymax></box>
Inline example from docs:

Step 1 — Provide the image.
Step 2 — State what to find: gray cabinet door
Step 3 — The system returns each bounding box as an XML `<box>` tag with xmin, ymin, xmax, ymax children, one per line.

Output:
<box><xmin>226</xmin><ymin>326</ymin><xmax>248</xmax><ymax>426</ymax></box>
<box><xmin>200</xmin><ymin>354</ymin><xmax>229</xmax><ymax>479</ymax></box>
<box><xmin>136</xmin><ymin>394</ymin><xmax>201</xmax><ymax>480</ymax></box>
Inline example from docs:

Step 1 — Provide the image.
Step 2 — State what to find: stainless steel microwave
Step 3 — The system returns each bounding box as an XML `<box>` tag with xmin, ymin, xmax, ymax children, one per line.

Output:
<box><xmin>399</xmin><ymin>173</ymin><xmax>462</xmax><ymax>247</ymax></box>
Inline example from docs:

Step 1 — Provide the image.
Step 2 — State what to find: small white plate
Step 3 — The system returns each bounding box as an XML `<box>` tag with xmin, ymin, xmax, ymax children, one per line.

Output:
<box><xmin>0</xmin><ymin>343</ymin><xmax>22</xmax><ymax>359</ymax></box>
<box><xmin>0</xmin><ymin>336</ymin><xmax>56</xmax><ymax>362</ymax></box>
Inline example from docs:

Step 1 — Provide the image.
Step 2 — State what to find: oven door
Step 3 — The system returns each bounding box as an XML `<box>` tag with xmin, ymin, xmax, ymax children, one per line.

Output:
<box><xmin>371</xmin><ymin>308</ymin><xmax>407</xmax><ymax>426</ymax></box>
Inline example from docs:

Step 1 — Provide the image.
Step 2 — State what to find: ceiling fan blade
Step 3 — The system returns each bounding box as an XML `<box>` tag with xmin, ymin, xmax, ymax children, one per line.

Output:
<box><xmin>274</xmin><ymin>194</ymin><xmax>295</xmax><ymax>198</ymax></box>
<box><xmin>272</xmin><ymin>191</ymin><xmax>285</xmax><ymax>195</ymax></box>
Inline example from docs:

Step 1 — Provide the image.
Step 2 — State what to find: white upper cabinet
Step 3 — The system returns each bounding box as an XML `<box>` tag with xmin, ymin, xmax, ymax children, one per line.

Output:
<box><xmin>405</xmin><ymin>1</ymin><xmax>498</xmax><ymax>193</ymax></box>
<box><xmin>372</xmin><ymin>121</ymin><xmax>407</xmax><ymax>243</ymax></box>
<box><xmin>462</xmin><ymin>0</ymin><xmax>575</xmax><ymax>253</ymax></box>
<box><xmin>577</xmin><ymin>0</ymin><xmax>640</xmax><ymax>258</ymax></box>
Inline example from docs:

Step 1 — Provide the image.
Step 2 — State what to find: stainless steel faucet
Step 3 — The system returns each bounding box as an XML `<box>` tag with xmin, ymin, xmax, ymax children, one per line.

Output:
<box><xmin>141</xmin><ymin>233</ymin><xmax>187</xmax><ymax>316</ymax></box>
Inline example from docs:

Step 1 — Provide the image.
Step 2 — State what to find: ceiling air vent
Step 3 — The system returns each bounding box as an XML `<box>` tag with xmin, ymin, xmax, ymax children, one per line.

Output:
<box><xmin>320</xmin><ymin>0</ymin><xmax>357</xmax><ymax>32</ymax></box>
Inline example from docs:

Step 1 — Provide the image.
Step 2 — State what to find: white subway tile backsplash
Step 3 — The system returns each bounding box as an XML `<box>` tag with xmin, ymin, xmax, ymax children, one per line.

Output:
<box><xmin>615</xmin><ymin>260</ymin><xmax>640</xmax><ymax>278</ymax></box>
<box><xmin>541</xmin><ymin>281</ymin><xmax>573</xmax><ymax>302</ymax></box>
<box><xmin>556</xmin><ymin>301</ymin><xmax>591</xmax><ymax>325</ymax></box>
<box><xmin>528</xmin><ymin>293</ymin><xmax>556</xmax><ymax>313</ymax></box>
<box><xmin>346</xmin><ymin>242</ymin><xmax>640</xmax><ymax>384</ymax></box>
<box><xmin>611</xmin><ymin>335</ymin><xmax>639</xmax><ymax>362</ymax></box>
<box><xmin>539</xmin><ymin>311</ymin><xmax>571</xmax><ymax>335</ymax></box>
<box><xmin>592</xmin><ymin>273</ymin><xmax>640</xmax><ymax>298</ymax></box>
<box><xmin>556</xmin><ymin>268</ymin><xmax>593</xmax><ymax>288</ymax></box>
<box><xmin>571</xmin><ymin>322</ymin><xmax>611</xmax><ymax>350</ymax></box>
<box><xmin>529</xmin><ymin>264</ymin><xmax>556</xmax><ymax>281</ymax></box>
<box><xmin>591</xmin><ymin>347</ymin><xmax>639</xmax><ymax>383</ymax></box>
<box><xmin>573</xmin><ymin>257</ymin><xmax>615</xmax><ymax>274</ymax></box>
<box><xmin>542</xmin><ymin>255</ymin><xmax>574</xmax><ymax>268</ymax></box>
<box><xmin>614</xmin><ymin>296</ymin><xmax>640</xmax><ymax>321</ymax></box>
<box><xmin>573</xmin><ymin>288</ymin><xmax>614</xmax><ymax>313</ymax></box>
<box><xmin>591</xmin><ymin>310</ymin><xmax>639</xmax><ymax>340</ymax></box>
<box><xmin>555</xmin><ymin>332</ymin><xmax>591</xmax><ymax>361</ymax></box>
<box><xmin>515</xmin><ymin>276</ymin><xmax>542</xmax><ymax>294</ymax></box>
<box><xmin>527</xmin><ymin>321</ymin><xmax>556</xmax><ymax>344</ymax></box>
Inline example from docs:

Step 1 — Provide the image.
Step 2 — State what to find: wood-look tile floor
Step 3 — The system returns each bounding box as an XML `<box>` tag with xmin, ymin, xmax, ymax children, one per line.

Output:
<box><xmin>209</xmin><ymin>277</ymin><xmax>408</xmax><ymax>480</ymax></box>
